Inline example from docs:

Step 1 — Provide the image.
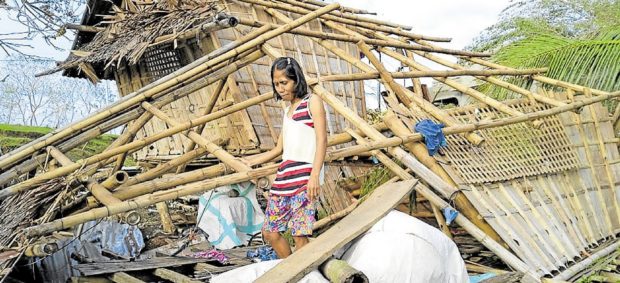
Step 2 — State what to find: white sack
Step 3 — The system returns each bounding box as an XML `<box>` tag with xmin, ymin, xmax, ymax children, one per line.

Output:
<box><xmin>210</xmin><ymin>259</ymin><xmax>329</xmax><ymax>283</ymax></box>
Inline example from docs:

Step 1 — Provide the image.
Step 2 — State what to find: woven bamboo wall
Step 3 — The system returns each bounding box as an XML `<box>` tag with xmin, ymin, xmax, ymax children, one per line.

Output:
<box><xmin>438</xmin><ymin>97</ymin><xmax>620</xmax><ymax>277</ymax></box>
<box><xmin>114</xmin><ymin>1</ymin><xmax>365</xmax><ymax>164</ymax></box>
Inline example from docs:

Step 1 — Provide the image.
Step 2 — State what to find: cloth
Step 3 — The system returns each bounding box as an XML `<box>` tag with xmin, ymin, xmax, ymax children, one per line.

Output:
<box><xmin>338</xmin><ymin>210</ymin><xmax>469</xmax><ymax>283</ymax></box>
<box><xmin>193</xmin><ymin>248</ymin><xmax>230</xmax><ymax>265</ymax></box>
<box><xmin>272</xmin><ymin>95</ymin><xmax>324</xmax><ymax>195</ymax></box>
<box><xmin>197</xmin><ymin>182</ymin><xmax>265</xmax><ymax>249</ymax></box>
<box><xmin>414</xmin><ymin>119</ymin><xmax>448</xmax><ymax>156</ymax></box>
<box><xmin>263</xmin><ymin>190</ymin><xmax>316</xmax><ymax>236</ymax></box>
<box><xmin>210</xmin><ymin>259</ymin><xmax>328</xmax><ymax>283</ymax></box>
<box><xmin>246</xmin><ymin>246</ymin><xmax>278</xmax><ymax>262</ymax></box>
<box><xmin>443</xmin><ymin>207</ymin><xmax>459</xmax><ymax>226</ymax></box>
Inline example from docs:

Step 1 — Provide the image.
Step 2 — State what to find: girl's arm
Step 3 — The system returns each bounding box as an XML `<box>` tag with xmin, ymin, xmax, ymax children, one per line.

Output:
<box><xmin>242</xmin><ymin>134</ymin><xmax>283</xmax><ymax>166</ymax></box>
<box><xmin>307</xmin><ymin>95</ymin><xmax>327</xmax><ymax>201</ymax></box>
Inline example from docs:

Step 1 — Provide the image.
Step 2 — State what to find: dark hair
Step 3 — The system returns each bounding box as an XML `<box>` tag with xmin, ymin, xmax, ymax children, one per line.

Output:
<box><xmin>270</xmin><ymin>57</ymin><xmax>308</xmax><ymax>101</ymax></box>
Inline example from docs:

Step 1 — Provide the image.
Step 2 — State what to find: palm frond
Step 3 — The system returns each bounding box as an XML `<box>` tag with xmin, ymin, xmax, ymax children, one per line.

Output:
<box><xmin>480</xmin><ymin>32</ymin><xmax>620</xmax><ymax>101</ymax></box>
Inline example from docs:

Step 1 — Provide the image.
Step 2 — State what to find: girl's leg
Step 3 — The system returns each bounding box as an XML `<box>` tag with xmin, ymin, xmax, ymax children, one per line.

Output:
<box><xmin>292</xmin><ymin>236</ymin><xmax>309</xmax><ymax>250</ymax></box>
<box><xmin>263</xmin><ymin>230</ymin><xmax>292</xmax><ymax>258</ymax></box>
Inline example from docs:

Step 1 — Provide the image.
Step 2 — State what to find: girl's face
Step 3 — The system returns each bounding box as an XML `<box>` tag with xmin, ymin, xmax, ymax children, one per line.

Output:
<box><xmin>273</xmin><ymin>68</ymin><xmax>296</xmax><ymax>102</ymax></box>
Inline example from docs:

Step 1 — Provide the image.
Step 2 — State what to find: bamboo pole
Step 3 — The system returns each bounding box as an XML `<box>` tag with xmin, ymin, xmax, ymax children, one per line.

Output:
<box><xmin>156</xmin><ymin>201</ymin><xmax>176</xmax><ymax>234</ymax></box>
<box><xmin>100</xmin><ymin>171</ymin><xmax>129</xmax><ymax>190</ymax></box>
<box><xmin>47</xmin><ymin>146</ymin><xmax>122</xmax><ymax>206</ymax></box>
<box><xmin>309</xmin><ymin>82</ymin><xmax>506</xmax><ymax>245</ymax></box>
<box><xmin>466</xmin><ymin>57</ymin><xmax>613</xmax><ymax>97</ymax></box>
<box><xmin>65</xmin><ymin>23</ymin><xmax>104</xmax><ymax>33</ymax></box>
<box><xmin>238</xmin><ymin>0</ymin><xmax>453</xmax><ymax>43</ymax></box>
<box><xmin>149</xmin><ymin>15</ymin><xmax>239</xmax><ymax>47</ymax></box>
<box><xmin>326</xmin><ymin>23</ymin><xmax>540</xmax><ymax>128</ymax></box>
<box><xmin>265</xmin><ymin>10</ymin><xmax>482</xmax><ymax>145</ymax></box>
<box><xmin>111</xmin><ymin>123</ymin><xmax>388</xmax><ymax>201</ymax></box>
<box><xmin>23</xmin><ymin>163</ymin><xmax>280</xmax><ymax>237</ymax></box>
<box><xmin>319</xmin><ymin>68</ymin><xmax>549</xmax><ymax>81</ymax></box>
<box><xmin>0</xmin><ymin>3</ymin><xmax>338</xmax><ymax>171</ymax></box>
<box><xmin>0</xmin><ymin>111</ymin><xmax>137</xmax><ymax>187</ymax></box>
<box><xmin>278</xmin><ymin>0</ymin><xmax>409</xmax><ymax>30</ymax></box>
<box><xmin>319</xmin><ymin>258</ymin><xmax>369</xmax><ymax>283</ymax></box>
<box><xmin>553</xmin><ymin>241</ymin><xmax>620</xmax><ymax>281</ymax></box>
<box><xmin>0</xmin><ymin>51</ymin><xmax>268</xmax><ymax>198</ymax></box>
<box><xmin>176</xmin><ymin>78</ymin><xmax>227</xmax><ymax>173</ymax></box>
<box><xmin>141</xmin><ymin>101</ymin><xmax>250</xmax><ymax>172</ymax></box>
<box><xmin>236</xmin><ymin>17</ymin><xmax>472</xmax><ymax>57</ymax></box>
<box><xmin>294</xmin><ymin>0</ymin><xmax>377</xmax><ymax>15</ymax></box>
<box><xmin>400</xmin><ymin>38</ymin><xmax>566</xmax><ymax>108</ymax></box>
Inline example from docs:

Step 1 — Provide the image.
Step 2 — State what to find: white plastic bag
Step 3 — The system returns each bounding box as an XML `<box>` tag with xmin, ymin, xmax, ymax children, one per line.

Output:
<box><xmin>340</xmin><ymin>211</ymin><xmax>469</xmax><ymax>283</ymax></box>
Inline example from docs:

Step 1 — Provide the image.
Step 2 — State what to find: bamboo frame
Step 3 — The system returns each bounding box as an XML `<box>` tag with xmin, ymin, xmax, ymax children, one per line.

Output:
<box><xmin>0</xmin><ymin>3</ymin><xmax>339</xmax><ymax>172</ymax></box>
<box><xmin>238</xmin><ymin>0</ymin><xmax>453</xmax><ymax>43</ymax></box>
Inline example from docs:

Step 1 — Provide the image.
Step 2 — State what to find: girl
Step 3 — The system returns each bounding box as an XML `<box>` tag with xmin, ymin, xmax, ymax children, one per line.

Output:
<box><xmin>245</xmin><ymin>57</ymin><xmax>327</xmax><ymax>258</ymax></box>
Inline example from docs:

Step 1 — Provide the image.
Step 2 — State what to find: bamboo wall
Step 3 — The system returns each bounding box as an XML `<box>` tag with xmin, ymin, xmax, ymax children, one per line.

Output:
<box><xmin>439</xmin><ymin>98</ymin><xmax>620</xmax><ymax>277</ymax></box>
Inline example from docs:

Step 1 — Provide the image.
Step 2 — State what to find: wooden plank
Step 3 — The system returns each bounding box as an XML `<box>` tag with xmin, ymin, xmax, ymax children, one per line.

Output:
<box><xmin>110</xmin><ymin>272</ymin><xmax>145</xmax><ymax>283</ymax></box>
<box><xmin>154</xmin><ymin>268</ymin><xmax>201</xmax><ymax>283</ymax></box>
<box><xmin>255</xmin><ymin>179</ymin><xmax>417</xmax><ymax>283</ymax></box>
<box><xmin>75</xmin><ymin>257</ymin><xmax>211</xmax><ymax>276</ymax></box>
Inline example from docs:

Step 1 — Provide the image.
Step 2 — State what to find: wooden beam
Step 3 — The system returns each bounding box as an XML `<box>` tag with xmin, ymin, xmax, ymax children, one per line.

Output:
<box><xmin>110</xmin><ymin>272</ymin><xmax>145</xmax><ymax>283</ymax></box>
<box><xmin>154</xmin><ymin>268</ymin><xmax>201</xmax><ymax>283</ymax></box>
<box><xmin>255</xmin><ymin>180</ymin><xmax>418</xmax><ymax>282</ymax></box>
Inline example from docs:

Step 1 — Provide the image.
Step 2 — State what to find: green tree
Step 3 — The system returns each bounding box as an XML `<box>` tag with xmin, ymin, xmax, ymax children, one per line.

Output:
<box><xmin>468</xmin><ymin>0</ymin><xmax>620</xmax><ymax>104</ymax></box>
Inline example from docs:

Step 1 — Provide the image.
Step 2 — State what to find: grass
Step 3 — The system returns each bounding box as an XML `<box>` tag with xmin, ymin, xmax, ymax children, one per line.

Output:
<box><xmin>0</xmin><ymin>123</ymin><xmax>136</xmax><ymax>166</ymax></box>
<box><xmin>360</xmin><ymin>165</ymin><xmax>392</xmax><ymax>198</ymax></box>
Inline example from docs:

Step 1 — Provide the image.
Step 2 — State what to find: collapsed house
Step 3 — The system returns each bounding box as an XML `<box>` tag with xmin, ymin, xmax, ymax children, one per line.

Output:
<box><xmin>0</xmin><ymin>0</ymin><xmax>619</xmax><ymax>282</ymax></box>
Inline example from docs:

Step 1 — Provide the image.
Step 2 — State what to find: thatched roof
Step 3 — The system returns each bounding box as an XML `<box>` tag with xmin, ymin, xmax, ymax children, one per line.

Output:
<box><xmin>54</xmin><ymin>0</ymin><xmax>223</xmax><ymax>80</ymax></box>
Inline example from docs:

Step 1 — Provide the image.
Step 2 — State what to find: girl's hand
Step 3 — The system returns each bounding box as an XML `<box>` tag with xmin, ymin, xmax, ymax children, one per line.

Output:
<box><xmin>307</xmin><ymin>176</ymin><xmax>321</xmax><ymax>202</ymax></box>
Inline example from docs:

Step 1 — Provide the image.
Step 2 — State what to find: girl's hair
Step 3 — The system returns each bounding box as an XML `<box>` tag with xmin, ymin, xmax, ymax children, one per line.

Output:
<box><xmin>270</xmin><ymin>57</ymin><xmax>308</xmax><ymax>101</ymax></box>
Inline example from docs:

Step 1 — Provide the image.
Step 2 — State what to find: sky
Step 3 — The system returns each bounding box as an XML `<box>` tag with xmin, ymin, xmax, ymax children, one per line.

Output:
<box><xmin>0</xmin><ymin>0</ymin><xmax>512</xmax><ymax>61</ymax></box>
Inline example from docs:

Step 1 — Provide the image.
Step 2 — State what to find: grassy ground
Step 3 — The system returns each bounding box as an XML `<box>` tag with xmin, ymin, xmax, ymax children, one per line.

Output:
<box><xmin>0</xmin><ymin>123</ymin><xmax>136</xmax><ymax>166</ymax></box>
